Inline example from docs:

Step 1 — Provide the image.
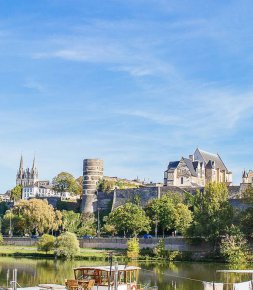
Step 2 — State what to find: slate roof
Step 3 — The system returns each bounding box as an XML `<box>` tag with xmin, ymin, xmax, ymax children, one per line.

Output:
<box><xmin>183</xmin><ymin>158</ymin><xmax>198</xmax><ymax>177</ymax></box>
<box><xmin>167</xmin><ymin>161</ymin><xmax>180</xmax><ymax>171</ymax></box>
<box><xmin>197</xmin><ymin>149</ymin><xmax>228</xmax><ymax>172</ymax></box>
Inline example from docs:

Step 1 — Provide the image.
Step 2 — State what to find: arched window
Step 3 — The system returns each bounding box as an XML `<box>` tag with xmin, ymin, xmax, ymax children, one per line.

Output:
<box><xmin>181</xmin><ymin>177</ymin><xmax>183</xmax><ymax>184</ymax></box>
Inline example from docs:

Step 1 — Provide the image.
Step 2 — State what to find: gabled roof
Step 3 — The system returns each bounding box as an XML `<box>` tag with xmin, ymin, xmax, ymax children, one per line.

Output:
<box><xmin>195</xmin><ymin>148</ymin><xmax>228</xmax><ymax>172</ymax></box>
<box><xmin>167</xmin><ymin>161</ymin><xmax>180</xmax><ymax>171</ymax></box>
<box><xmin>182</xmin><ymin>158</ymin><xmax>198</xmax><ymax>177</ymax></box>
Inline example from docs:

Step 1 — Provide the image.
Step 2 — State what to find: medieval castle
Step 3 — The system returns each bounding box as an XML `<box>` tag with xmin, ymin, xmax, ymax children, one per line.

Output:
<box><xmin>11</xmin><ymin>148</ymin><xmax>253</xmax><ymax>214</ymax></box>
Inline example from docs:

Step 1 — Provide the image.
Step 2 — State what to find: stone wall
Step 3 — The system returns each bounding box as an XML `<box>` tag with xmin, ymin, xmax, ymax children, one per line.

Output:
<box><xmin>3</xmin><ymin>237</ymin><xmax>211</xmax><ymax>252</ymax></box>
<box><xmin>79</xmin><ymin>237</ymin><xmax>211</xmax><ymax>252</ymax></box>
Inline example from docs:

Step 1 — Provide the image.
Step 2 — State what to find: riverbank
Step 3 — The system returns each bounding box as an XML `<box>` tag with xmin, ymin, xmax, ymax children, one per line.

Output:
<box><xmin>0</xmin><ymin>245</ymin><xmax>222</xmax><ymax>262</ymax></box>
<box><xmin>0</xmin><ymin>245</ymin><xmax>125</xmax><ymax>260</ymax></box>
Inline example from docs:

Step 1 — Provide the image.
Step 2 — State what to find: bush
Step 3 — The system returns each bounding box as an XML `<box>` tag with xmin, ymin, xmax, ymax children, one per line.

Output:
<box><xmin>37</xmin><ymin>234</ymin><xmax>55</xmax><ymax>253</ymax></box>
<box><xmin>0</xmin><ymin>233</ymin><xmax>4</xmax><ymax>245</ymax></box>
<box><xmin>153</xmin><ymin>239</ymin><xmax>179</xmax><ymax>261</ymax></box>
<box><xmin>220</xmin><ymin>226</ymin><xmax>249</xmax><ymax>264</ymax></box>
<box><xmin>127</xmin><ymin>237</ymin><xmax>139</xmax><ymax>259</ymax></box>
<box><xmin>54</xmin><ymin>232</ymin><xmax>80</xmax><ymax>260</ymax></box>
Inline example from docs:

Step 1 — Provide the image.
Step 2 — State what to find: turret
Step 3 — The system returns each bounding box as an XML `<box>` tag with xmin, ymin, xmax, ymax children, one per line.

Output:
<box><xmin>242</xmin><ymin>170</ymin><xmax>249</xmax><ymax>184</ymax></box>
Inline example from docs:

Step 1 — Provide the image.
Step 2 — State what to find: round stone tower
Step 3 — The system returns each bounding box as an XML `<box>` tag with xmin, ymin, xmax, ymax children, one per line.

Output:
<box><xmin>81</xmin><ymin>159</ymin><xmax>104</xmax><ymax>213</ymax></box>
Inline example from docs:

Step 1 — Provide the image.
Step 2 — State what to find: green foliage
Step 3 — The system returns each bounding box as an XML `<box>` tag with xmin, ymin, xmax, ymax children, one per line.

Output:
<box><xmin>10</xmin><ymin>185</ymin><xmax>22</xmax><ymax>202</ymax></box>
<box><xmin>2</xmin><ymin>211</ymin><xmax>26</xmax><ymax>236</ymax></box>
<box><xmin>0</xmin><ymin>202</ymin><xmax>8</xmax><ymax>217</ymax></box>
<box><xmin>188</xmin><ymin>182</ymin><xmax>233</xmax><ymax>244</ymax></box>
<box><xmin>153</xmin><ymin>239</ymin><xmax>179</xmax><ymax>261</ymax></box>
<box><xmin>11</xmin><ymin>199</ymin><xmax>62</xmax><ymax>235</ymax></box>
<box><xmin>145</xmin><ymin>193</ymin><xmax>192</xmax><ymax>235</ymax></box>
<box><xmin>239</xmin><ymin>207</ymin><xmax>253</xmax><ymax>237</ymax></box>
<box><xmin>77</xmin><ymin>213</ymin><xmax>96</xmax><ymax>236</ymax></box>
<box><xmin>54</xmin><ymin>231</ymin><xmax>80</xmax><ymax>259</ymax></box>
<box><xmin>127</xmin><ymin>237</ymin><xmax>139</xmax><ymax>259</ymax></box>
<box><xmin>53</xmin><ymin>172</ymin><xmax>81</xmax><ymax>196</ymax></box>
<box><xmin>220</xmin><ymin>225</ymin><xmax>249</xmax><ymax>264</ymax></box>
<box><xmin>241</xmin><ymin>185</ymin><xmax>253</xmax><ymax>203</ymax></box>
<box><xmin>105</xmin><ymin>203</ymin><xmax>150</xmax><ymax>236</ymax></box>
<box><xmin>0</xmin><ymin>233</ymin><xmax>4</xmax><ymax>245</ymax></box>
<box><xmin>153</xmin><ymin>239</ymin><xmax>165</xmax><ymax>258</ymax></box>
<box><xmin>62</xmin><ymin>210</ymin><xmax>80</xmax><ymax>233</ymax></box>
<box><xmin>37</xmin><ymin>234</ymin><xmax>56</xmax><ymax>253</ymax></box>
<box><xmin>97</xmin><ymin>179</ymin><xmax>115</xmax><ymax>192</ymax></box>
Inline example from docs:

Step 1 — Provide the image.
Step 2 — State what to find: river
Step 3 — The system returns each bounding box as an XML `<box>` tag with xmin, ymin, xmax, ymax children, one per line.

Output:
<box><xmin>0</xmin><ymin>257</ymin><xmax>251</xmax><ymax>290</ymax></box>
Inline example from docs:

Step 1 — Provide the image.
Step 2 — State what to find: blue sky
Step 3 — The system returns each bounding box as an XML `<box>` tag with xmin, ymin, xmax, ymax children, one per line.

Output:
<box><xmin>0</xmin><ymin>0</ymin><xmax>253</xmax><ymax>191</ymax></box>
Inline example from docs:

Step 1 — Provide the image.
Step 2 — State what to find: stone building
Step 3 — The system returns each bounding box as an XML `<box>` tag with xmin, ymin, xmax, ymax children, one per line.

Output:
<box><xmin>164</xmin><ymin>148</ymin><xmax>232</xmax><ymax>187</ymax></box>
<box><xmin>16</xmin><ymin>155</ymin><xmax>69</xmax><ymax>200</ymax></box>
<box><xmin>16</xmin><ymin>155</ymin><xmax>39</xmax><ymax>187</ymax></box>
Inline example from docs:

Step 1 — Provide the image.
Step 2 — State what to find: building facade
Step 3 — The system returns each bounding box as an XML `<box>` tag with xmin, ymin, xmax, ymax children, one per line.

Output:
<box><xmin>164</xmin><ymin>148</ymin><xmax>232</xmax><ymax>187</ymax></box>
<box><xmin>16</xmin><ymin>155</ymin><xmax>39</xmax><ymax>187</ymax></box>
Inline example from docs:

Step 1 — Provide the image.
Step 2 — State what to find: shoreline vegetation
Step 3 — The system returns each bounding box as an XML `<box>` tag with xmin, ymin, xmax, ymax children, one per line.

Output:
<box><xmin>0</xmin><ymin>245</ymin><xmax>225</xmax><ymax>263</ymax></box>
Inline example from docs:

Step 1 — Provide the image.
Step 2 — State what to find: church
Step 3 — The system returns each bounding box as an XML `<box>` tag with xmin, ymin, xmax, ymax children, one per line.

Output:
<box><xmin>164</xmin><ymin>148</ymin><xmax>233</xmax><ymax>187</ymax></box>
<box><xmin>16</xmin><ymin>156</ymin><xmax>59</xmax><ymax>200</ymax></box>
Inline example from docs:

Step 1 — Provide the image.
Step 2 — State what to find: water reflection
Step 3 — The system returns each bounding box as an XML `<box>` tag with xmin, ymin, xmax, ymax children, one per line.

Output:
<box><xmin>0</xmin><ymin>258</ymin><xmax>252</xmax><ymax>290</ymax></box>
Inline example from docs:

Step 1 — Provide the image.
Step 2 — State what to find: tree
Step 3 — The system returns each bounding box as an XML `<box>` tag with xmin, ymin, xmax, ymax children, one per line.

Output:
<box><xmin>37</xmin><ymin>234</ymin><xmax>56</xmax><ymax>254</ymax></box>
<box><xmin>188</xmin><ymin>182</ymin><xmax>233</xmax><ymax>245</ymax></box>
<box><xmin>2</xmin><ymin>210</ymin><xmax>26</xmax><ymax>236</ymax></box>
<box><xmin>0</xmin><ymin>233</ymin><xmax>3</xmax><ymax>245</ymax></box>
<box><xmin>10</xmin><ymin>185</ymin><xmax>22</xmax><ymax>202</ymax></box>
<box><xmin>127</xmin><ymin>237</ymin><xmax>139</xmax><ymax>259</ymax></box>
<box><xmin>97</xmin><ymin>179</ymin><xmax>115</xmax><ymax>193</ymax></box>
<box><xmin>54</xmin><ymin>232</ymin><xmax>80</xmax><ymax>259</ymax></box>
<box><xmin>145</xmin><ymin>193</ymin><xmax>192</xmax><ymax>236</ymax></box>
<box><xmin>12</xmin><ymin>199</ymin><xmax>62</xmax><ymax>235</ymax></box>
<box><xmin>77</xmin><ymin>213</ymin><xmax>96</xmax><ymax>236</ymax></box>
<box><xmin>239</xmin><ymin>185</ymin><xmax>253</xmax><ymax>236</ymax></box>
<box><xmin>105</xmin><ymin>203</ymin><xmax>150</xmax><ymax>237</ymax></box>
<box><xmin>220</xmin><ymin>225</ymin><xmax>248</xmax><ymax>264</ymax></box>
<box><xmin>62</xmin><ymin>211</ymin><xmax>81</xmax><ymax>233</ymax></box>
<box><xmin>53</xmin><ymin>172</ymin><xmax>81</xmax><ymax>196</ymax></box>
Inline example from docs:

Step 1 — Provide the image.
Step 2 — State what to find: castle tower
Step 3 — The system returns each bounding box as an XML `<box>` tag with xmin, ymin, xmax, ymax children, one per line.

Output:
<box><xmin>81</xmin><ymin>159</ymin><xmax>104</xmax><ymax>213</ymax></box>
<box><xmin>242</xmin><ymin>170</ymin><xmax>249</xmax><ymax>184</ymax></box>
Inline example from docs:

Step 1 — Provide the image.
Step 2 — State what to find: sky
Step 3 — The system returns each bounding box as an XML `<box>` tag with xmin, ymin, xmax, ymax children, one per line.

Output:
<box><xmin>0</xmin><ymin>0</ymin><xmax>253</xmax><ymax>192</ymax></box>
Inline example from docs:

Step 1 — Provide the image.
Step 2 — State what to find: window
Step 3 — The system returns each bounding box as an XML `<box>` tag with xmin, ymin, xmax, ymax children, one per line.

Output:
<box><xmin>181</xmin><ymin>177</ymin><xmax>183</xmax><ymax>184</ymax></box>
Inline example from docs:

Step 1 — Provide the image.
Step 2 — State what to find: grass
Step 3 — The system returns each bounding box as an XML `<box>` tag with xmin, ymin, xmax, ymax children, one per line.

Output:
<box><xmin>0</xmin><ymin>245</ymin><xmax>126</xmax><ymax>260</ymax></box>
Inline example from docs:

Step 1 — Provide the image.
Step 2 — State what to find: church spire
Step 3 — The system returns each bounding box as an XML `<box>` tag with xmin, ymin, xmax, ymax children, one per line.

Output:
<box><xmin>32</xmin><ymin>156</ymin><xmax>36</xmax><ymax>170</ymax></box>
<box><xmin>19</xmin><ymin>155</ymin><xmax>24</xmax><ymax>172</ymax></box>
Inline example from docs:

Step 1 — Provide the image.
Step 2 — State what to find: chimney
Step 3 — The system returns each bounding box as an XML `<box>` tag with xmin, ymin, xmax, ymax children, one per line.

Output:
<box><xmin>189</xmin><ymin>155</ymin><xmax>194</xmax><ymax>161</ymax></box>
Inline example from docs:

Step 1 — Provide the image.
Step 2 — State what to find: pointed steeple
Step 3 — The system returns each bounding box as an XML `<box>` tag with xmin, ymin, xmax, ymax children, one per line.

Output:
<box><xmin>19</xmin><ymin>155</ymin><xmax>24</xmax><ymax>172</ymax></box>
<box><xmin>32</xmin><ymin>156</ymin><xmax>36</xmax><ymax>171</ymax></box>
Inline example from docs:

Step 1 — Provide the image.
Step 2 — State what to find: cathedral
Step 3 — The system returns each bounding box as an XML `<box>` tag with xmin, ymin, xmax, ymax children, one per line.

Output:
<box><xmin>16</xmin><ymin>155</ymin><xmax>39</xmax><ymax>186</ymax></box>
<box><xmin>164</xmin><ymin>148</ymin><xmax>233</xmax><ymax>187</ymax></box>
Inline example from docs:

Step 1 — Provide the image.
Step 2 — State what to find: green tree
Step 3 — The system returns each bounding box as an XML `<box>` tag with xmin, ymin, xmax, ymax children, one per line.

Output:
<box><xmin>12</xmin><ymin>199</ymin><xmax>62</xmax><ymax>235</ymax></box>
<box><xmin>220</xmin><ymin>225</ymin><xmax>248</xmax><ymax>264</ymax></box>
<box><xmin>188</xmin><ymin>182</ymin><xmax>233</xmax><ymax>245</ymax></box>
<box><xmin>62</xmin><ymin>211</ymin><xmax>80</xmax><ymax>233</ymax></box>
<box><xmin>127</xmin><ymin>237</ymin><xmax>139</xmax><ymax>259</ymax></box>
<box><xmin>105</xmin><ymin>203</ymin><xmax>150</xmax><ymax>237</ymax></box>
<box><xmin>145</xmin><ymin>193</ymin><xmax>192</xmax><ymax>236</ymax></box>
<box><xmin>10</xmin><ymin>185</ymin><xmax>22</xmax><ymax>202</ymax></box>
<box><xmin>2</xmin><ymin>211</ymin><xmax>26</xmax><ymax>236</ymax></box>
<box><xmin>54</xmin><ymin>231</ymin><xmax>80</xmax><ymax>259</ymax></box>
<box><xmin>53</xmin><ymin>172</ymin><xmax>81</xmax><ymax>196</ymax></box>
<box><xmin>77</xmin><ymin>213</ymin><xmax>96</xmax><ymax>236</ymax></box>
<box><xmin>97</xmin><ymin>179</ymin><xmax>115</xmax><ymax>192</ymax></box>
<box><xmin>37</xmin><ymin>234</ymin><xmax>56</xmax><ymax>254</ymax></box>
<box><xmin>0</xmin><ymin>233</ymin><xmax>3</xmax><ymax>245</ymax></box>
<box><xmin>239</xmin><ymin>185</ymin><xmax>253</xmax><ymax>236</ymax></box>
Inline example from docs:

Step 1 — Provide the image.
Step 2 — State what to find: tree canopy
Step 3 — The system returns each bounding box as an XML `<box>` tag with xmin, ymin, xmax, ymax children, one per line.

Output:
<box><xmin>105</xmin><ymin>202</ymin><xmax>150</xmax><ymax>236</ymax></box>
<box><xmin>187</xmin><ymin>182</ymin><xmax>233</xmax><ymax>244</ymax></box>
<box><xmin>10</xmin><ymin>185</ymin><xmax>22</xmax><ymax>202</ymax></box>
<box><xmin>53</xmin><ymin>172</ymin><xmax>81</xmax><ymax>196</ymax></box>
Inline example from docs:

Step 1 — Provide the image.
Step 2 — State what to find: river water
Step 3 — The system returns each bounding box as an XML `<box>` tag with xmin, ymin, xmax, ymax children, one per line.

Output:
<box><xmin>0</xmin><ymin>257</ymin><xmax>251</xmax><ymax>290</ymax></box>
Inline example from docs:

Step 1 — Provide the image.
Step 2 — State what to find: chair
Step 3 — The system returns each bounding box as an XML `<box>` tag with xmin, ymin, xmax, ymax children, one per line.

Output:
<box><xmin>65</xmin><ymin>279</ymin><xmax>79</xmax><ymax>290</ymax></box>
<box><xmin>84</xmin><ymin>280</ymin><xmax>95</xmax><ymax>290</ymax></box>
